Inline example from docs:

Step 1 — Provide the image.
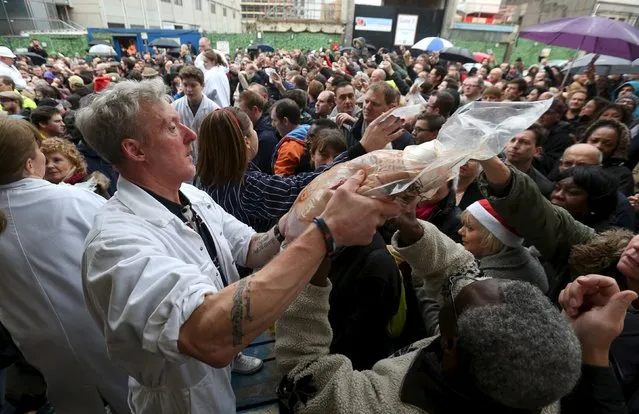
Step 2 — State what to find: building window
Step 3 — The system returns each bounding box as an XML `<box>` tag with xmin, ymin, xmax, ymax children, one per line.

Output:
<box><xmin>223</xmin><ymin>7</ymin><xmax>227</xmax><ymax>17</ymax></box>
<box><xmin>195</xmin><ymin>0</ymin><xmax>202</xmax><ymax>10</ymax></box>
<box><xmin>107</xmin><ymin>22</ymin><xmax>126</xmax><ymax>28</ymax></box>
<box><xmin>175</xmin><ymin>0</ymin><xmax>182</xmax><ymax>5</ymax></box>
<box><xmin>161</xmin><ymin>0</ymin><xmax>170</xmax><ymax>3</ymax></box>
<box><xmin>210</xmin><ymin>1</ymin><xmax>216</xmax><ymax>13</ymax></box>
<box><xmin>233</xmin><ymin>10</ymin><xmax>236</xmax><ymax>18</ymax></box>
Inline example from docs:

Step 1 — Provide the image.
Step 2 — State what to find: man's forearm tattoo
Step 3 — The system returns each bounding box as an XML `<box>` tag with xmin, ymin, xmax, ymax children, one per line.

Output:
<box><xmin>231</xmin><ymin>276</ymin><xmax>253</xmax><ymax>346</ymax></box>
<box><xmin>252</xmin><ymin>231</ymin><xmax>277</xmax><ymax>256</ymax></box>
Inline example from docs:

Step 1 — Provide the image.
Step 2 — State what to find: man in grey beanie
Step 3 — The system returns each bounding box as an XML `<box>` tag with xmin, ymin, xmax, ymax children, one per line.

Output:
<box><xmin>275</xmin><ymin>213</ymin><xmax>631</xmax><ymax>413</ymax></box>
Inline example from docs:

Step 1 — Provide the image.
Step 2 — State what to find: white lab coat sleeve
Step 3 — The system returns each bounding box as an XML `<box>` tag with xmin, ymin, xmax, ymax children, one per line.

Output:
<box><xmin>0</xmin><ymin>66</ymin><xmax>27</xmax><ymax>90</ymax></box>
<box><xmin>212</xmin><ymin>201</ymin><xmax>255</xmax><ymax>268</ymax></box>
<box><xmin>194</xmin><ymin>53</ymin><xmax>205</xmax><ymax>71</ymax></box>
<box><xmin>83</xmin><ymin>222</ymin><xmax>220</xmax><ymax>365</ymax></box>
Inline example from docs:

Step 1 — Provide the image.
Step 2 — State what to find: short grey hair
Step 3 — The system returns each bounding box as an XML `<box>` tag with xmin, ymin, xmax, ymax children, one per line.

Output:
<box><xmin>75</xmin><ymin>79</ymin><xmax>168</xmax><ymax>165</ymax></box>
<box><xmin>457</xmin><ymin>280</ymin><xmax>581</xmax><ymax>409</ymax></box>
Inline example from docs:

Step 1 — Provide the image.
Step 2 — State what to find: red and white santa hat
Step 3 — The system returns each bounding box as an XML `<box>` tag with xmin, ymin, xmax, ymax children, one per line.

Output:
<box><xmin>466</xmin><ymin>199</ymin><xmax>523</xmax><ymax>248</ymax></box>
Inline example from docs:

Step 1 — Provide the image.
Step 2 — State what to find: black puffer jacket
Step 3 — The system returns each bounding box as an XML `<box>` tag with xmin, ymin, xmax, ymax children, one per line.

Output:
<box><xmin>328</xmin><ymin>233</ymin><xmax>402</xmax><ymax>371</ymax></box>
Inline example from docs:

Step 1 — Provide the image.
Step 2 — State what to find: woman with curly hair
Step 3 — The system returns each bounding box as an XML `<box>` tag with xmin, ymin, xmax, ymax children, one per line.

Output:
<box><xmin>40</xmin><ymin>137</ymin><xmax>110</xmax><ymax>198</ymax></box>
<box><xmin>581</xmin><ymin>118</ymin><xmax>634</xmax><ymax>196</ymax></box>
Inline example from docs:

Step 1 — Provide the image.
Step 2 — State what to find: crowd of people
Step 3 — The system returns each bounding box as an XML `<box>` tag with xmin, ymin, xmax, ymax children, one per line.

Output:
<box><xmin>1</xmin><ymin>34</ymin><xmax>639</xmax><ymax>414</ymax></box>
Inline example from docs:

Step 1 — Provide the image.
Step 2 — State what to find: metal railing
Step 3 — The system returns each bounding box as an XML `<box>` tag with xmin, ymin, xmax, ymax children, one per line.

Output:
<box><xmin>0</xmin><ymin>17</ymin><xmax>86</xmax><ymax>36</ymax></box>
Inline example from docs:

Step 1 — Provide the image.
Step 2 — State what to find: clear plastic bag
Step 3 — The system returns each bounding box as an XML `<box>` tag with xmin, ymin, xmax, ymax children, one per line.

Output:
<box><xmin>285</xmin><ymin>99</ymin><xmax>553</xmax><ymax>239</ymax></box>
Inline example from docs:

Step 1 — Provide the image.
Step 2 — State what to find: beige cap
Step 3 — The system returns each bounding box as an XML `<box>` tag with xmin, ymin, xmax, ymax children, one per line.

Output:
<box><xmin>0</xmin><ymin>91</ymin><xmax>21</xmax><ymax>101</ymax></box>
<box><xmin>68</xmin><ymin>75</ymin><xmax>84</xmax><ymax>87</ymax></box>
<box><xmin>141</xmin><ymin>67</ymin><xmax>159</xmax><ymax>78</ymax></box>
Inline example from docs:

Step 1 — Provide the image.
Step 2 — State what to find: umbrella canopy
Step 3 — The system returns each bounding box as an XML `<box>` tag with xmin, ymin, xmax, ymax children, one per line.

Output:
<box><xmin>412</xmin><ymin>37</ymin><xmax>453</xmax><ymax>52</ymax></box>
<box><xmin>567</xmin><ymin>53</ymin><xmax>639</xmax><ymax>75</ymax></box>
<box><xmin>439</xmin><ymin>46</ymin><xmax>477</xmax><ymax>64</ymax></box>
<box><xmin>88</xmin><ymin>44</ymin><xmax>117</xmax><ymax>57</ymax></box>
<box><xmin>248</xmin><ymin>43</ymin><xmax>274</xmax><ymax>53</ymax></box>
<box><xmin>520</xmin><ymin>16</ymin><xmax>639</xmax><ymax>60</ymax></box>
<box><xmin>88</xmin><ymin>39</ymin><xmax>110</xmax><ymax>46</ymax></box>
<box><xmin>149</xmin><ymin>38</ymin><xmax>181</xmax><ymax>48</ymax></box>
<box><xmin>167</xmin><ymin>47</ymin><xmax>182</xmax><ymax>58</ymax></box>
<box><xmin>21</xmin><ymin>52</ymin><xmax>46</xmax><ymax>65</ymax></box>
<box><xmin>365</xmin><ymin>43</ymin><xmax>377</xmax><ymax>53</ymax></box>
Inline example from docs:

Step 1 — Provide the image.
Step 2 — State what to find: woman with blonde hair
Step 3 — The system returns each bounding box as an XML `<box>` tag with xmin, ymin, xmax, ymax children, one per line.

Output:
<box><xmin>0</xmin><ymin>118</ymin><xmax>128</xmax><ymax>413</ymax></box>
<box><xmin>459</xmin><ymin>199</ymin><xmax>548</xmax><ymax>292</ymax></box>
<box><xmin>40</xmin><ymin>137</ymin><xmax>111</xmax><ymax>198</ymax></box>
<box><xmin>180</xmin><ymin>44</ymin><xmax>193</xmax><ymax>64</ymax></box>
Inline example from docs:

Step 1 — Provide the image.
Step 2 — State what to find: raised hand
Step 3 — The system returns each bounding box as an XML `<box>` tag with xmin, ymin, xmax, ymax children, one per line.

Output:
<box><xmin>559</xmin><ymin>275</ymin><xmax>637</xmax><ymax>366</ymax></box>
<box><xmin>360</xmin><ymin>108</ymin><xmax>406</xmax><ymax>153</ymax></box>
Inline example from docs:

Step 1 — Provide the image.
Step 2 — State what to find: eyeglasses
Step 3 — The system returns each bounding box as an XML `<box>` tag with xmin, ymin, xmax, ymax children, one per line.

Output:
<box><xmin>463</xmin><ymin>84</ymin><xmax>479</xmax><ymax>88</ymax></box>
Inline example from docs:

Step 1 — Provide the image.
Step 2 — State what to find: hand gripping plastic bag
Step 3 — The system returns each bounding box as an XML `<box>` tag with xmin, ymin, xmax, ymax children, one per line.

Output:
<box><xmin>285</xmin><ymin>99</ymin><xmax>553</xmax><ymax>239</ymax></box>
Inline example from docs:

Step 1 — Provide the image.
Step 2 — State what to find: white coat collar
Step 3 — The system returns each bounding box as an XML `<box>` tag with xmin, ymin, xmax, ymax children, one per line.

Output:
<box><xmin>0</xmin><ymin>178</ymin><xmax>51</xmax><ymax>190</ymax></box>
<box><xmin>114</xmin><ymin>176</ymin><xmax>184</xmax><ymax>227</ymax></box>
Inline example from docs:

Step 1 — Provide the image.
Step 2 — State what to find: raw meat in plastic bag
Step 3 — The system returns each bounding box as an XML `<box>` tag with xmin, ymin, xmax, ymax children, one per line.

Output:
<box><xmin>285</xmin><ymin>99</ymin><xmax>553</xmax><ymax>239</ymax></box>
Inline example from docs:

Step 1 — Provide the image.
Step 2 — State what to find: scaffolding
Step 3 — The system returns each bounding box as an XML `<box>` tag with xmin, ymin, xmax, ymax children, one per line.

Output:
<box><xmin>240</xmin><ymin>0</ymin><xmax>343</xmax><ymax>23</ymax></box>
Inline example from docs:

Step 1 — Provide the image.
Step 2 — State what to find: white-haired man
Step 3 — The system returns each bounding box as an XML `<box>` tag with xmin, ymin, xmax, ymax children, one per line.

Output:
<box><xmin>0</xmin><ymin>46</ymin><xmax>26</xmax><ymax>90</ymax></box>
<box><xmin>75</xmin><ymin>78</ymin><xmax>399</xmax><ymax>414</ymax></box>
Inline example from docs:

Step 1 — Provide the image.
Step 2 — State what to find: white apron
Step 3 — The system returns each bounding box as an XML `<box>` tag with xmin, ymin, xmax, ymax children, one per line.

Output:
<box><xmin>0</xmin><ymin>178</ymin><xmax>129</xmax><ymax>413</ymax></box>
<box><xmin>83</xmin><ymin>178</ymin><xmax>256</xmax><ymax>413</ymax></box>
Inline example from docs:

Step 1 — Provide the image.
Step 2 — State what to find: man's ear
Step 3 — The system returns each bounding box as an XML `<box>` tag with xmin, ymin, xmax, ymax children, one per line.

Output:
<box><xmin>121</xmin><ymin>138</ymin><xmax>145</xmax><ymax>162</ymax></box>
<box><xmin>535</xmin><ymin>145</ymin><xmax>544</xmax><ymax>156</ymax></box>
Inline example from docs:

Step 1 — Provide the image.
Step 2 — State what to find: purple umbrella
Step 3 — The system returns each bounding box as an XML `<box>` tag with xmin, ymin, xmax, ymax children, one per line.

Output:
<box><xmin>520</xmin><ymin>16</ymin><xmax>639</xmax><ymax>60</ymax></box>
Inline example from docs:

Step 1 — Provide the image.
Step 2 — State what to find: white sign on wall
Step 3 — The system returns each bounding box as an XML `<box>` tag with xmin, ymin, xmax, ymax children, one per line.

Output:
<box><xmin>355</xmin><ymin>16</ymin><xmax>393</xmax><ymax>32</ymax></box>
<box><xmin>394</xmin><ymin>14</ymin><xmax>419</xmax><ymax>46</ymax></box>
<box><xmin>216</xmin><ymin>41</ymin><xmax>230</xmax><ymax>55</ymax></box>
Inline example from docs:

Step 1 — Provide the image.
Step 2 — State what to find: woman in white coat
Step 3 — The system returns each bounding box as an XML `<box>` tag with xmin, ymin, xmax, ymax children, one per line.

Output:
<box><xmin>0</xmin><ymin>118</ymin><xmax>129</xmax><ymax>414</ymax></box>
<box><xmin>202</xmin><ymin>49</ymin><xmax>231</xmax><ymax>108</ymax></box>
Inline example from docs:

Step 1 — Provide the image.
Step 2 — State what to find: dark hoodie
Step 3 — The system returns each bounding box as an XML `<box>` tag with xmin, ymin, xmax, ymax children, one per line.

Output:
<box><xmin>613</xmin><ymin>80</ymin><xmax>639</xmax><ymax>118</ymax></box>
<box><xmin>77</xmin><ymin>140</ymin><xmax>118</xmax><ymax>196</ymax></box>
<box><xmin>253</xmin><ymin>114</ymin><xmax>279</xmax><ymax>174</ymax></box>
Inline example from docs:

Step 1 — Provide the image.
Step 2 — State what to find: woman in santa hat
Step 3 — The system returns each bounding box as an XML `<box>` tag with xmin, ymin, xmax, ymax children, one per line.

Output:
<box><xmin>459</xmin><ymin>199</ymin><xmax>549</xmax><ymax>293</ymax></box>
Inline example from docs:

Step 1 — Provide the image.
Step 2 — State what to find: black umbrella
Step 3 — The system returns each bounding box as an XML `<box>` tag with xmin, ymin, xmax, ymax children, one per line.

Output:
<box><xmin>365</xmin><ymin>43</ymin><xmax>377</xmax><ymax>53</ymax></box>
<box><xmin>88</xmin><ymin>39</ymin><xmax>110</xmax><ymax>46</ymax></box>
<box><xmin>149</xmin><ymin>37</ymin><xmax>181</xmax><ymax>48</ymax></box>
<box><xmin>167</xmin><ymin>47</ymin><xmax>181</xmax><ymax>58</ymax></box>
<box><xmin>248</xmin><ymin>43</ymin><xmax>274</xmax><ymax>53</ymax></box>
<box><xmin>339</xmin><ymin>47</ymin><xmax>354</xmax><ymax>53</ymax></box>
<box><xmin>21</xmin><ymin>52</ymin><xmax>46</xmax><ymax>65</ymax></box>
<box><xmin>438</xmin><ymin>46</ymin><xmax>477</xmax><ymax>64</ymax></box>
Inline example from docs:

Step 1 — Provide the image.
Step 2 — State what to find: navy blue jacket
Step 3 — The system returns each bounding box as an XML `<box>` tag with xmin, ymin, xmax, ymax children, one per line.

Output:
<box><xmin>253</xmin><ymin>114</ymin><xmax>279</xmax><ymax>175</ymax></box>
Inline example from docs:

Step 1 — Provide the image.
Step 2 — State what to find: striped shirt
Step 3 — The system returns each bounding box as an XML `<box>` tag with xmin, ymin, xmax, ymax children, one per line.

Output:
<box><xmin>202</xmin><ymin>152</ymin><xmax>349</xmax><ymax>233</ymax></box>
